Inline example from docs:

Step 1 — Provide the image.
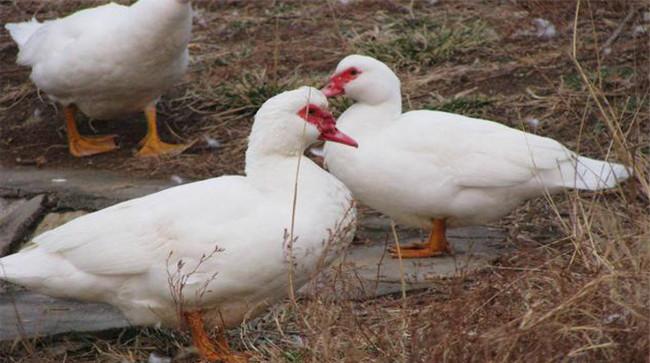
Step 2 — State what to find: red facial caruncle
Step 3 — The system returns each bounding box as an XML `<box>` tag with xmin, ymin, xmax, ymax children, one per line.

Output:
<box><xmin>297</xmin><ymin>104</ymin><xmax>358</xmax><ymax>148</ymax></box>
<box><xmin>322</xmin><ymin>67</ymin><xmax>361</xmax><ymax>97</ymax></box>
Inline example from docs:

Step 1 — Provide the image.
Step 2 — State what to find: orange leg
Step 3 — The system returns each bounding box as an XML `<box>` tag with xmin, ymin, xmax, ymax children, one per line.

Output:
<box><xmin>389</xmin><ymin>218</ymin><xmax>453</xmax><ymax>259</ymax></box>
<box><xmin>64</xmin><ymin>105</ymin><xmax>117</xmax><ymax>157</ymax></box>
<box><xmin>184</xmin><ymin>311</ymin><xmax>249</xmax><ymax>363</ymax></box>
<box><xmin>136</xmin><ymin>104</ymin><xmax>191</xmax><ymax>157</ymax></box>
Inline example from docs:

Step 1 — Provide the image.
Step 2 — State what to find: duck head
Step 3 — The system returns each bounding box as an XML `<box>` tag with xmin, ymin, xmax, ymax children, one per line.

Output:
<box><xmin>322</xmin><ymin>55</ymin><xmax>401</xmax><ymax>105</ymax></box>
<box><xmin>248</xmin><ymin>87</ymin><xmax>358</xmax><ymax>158</ymax></box>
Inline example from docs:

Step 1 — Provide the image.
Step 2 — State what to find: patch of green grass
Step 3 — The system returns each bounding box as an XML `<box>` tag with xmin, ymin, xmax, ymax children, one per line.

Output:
<box><xmin>328</xmin><ymin>96</ymin><xmax>354</xmax><ymax>116</ymax></box>
<box><xmin>283</xmin><ymin>350</ymin><xmax>304</xmax><ymax>363</ymax></box>
<box><xmin>352</xmin><ymin>16</ymin><xmax>498</xmax><ymax>69</ymax></box>
<box><xmin>423</xmin><ymin>95</ymin><xmax>494</xmax><ymax>118</ymax></box>
<box><xmin>563</xmin><ymin>66</ymin><xmax>636</xmax><ymax>91</ymax></box>
<box><xmin>216</xmin><ymin>69</ymin><xmax>300</xmax><ymax>117</ymax></box>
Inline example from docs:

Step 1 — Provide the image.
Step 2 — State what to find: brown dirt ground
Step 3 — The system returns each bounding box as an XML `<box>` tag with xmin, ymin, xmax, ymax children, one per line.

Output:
<box><xmin>0</xmin><ymin>0</ymin><xmax>648</xmax><ymax>362</ymax></box>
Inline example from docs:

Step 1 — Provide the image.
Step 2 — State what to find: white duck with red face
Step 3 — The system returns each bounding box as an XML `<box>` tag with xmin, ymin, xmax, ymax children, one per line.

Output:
<box><xmin>323</xmin><ymin>55</ymin><xmax>630</xmax><ymax>259</ymax></box>
<box><xmin>0</xmin><ymin>87</ymin><xmax>357</xmax><ymax>361</ymax></box>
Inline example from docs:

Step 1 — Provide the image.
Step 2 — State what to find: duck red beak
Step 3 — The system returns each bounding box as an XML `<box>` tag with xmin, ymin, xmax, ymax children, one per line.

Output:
<box><xmin>322</xmin><ymin>78</ymin><xmax>345</xmax><ymax>97</ymax></box>
<box><xmin>317</xmin><ymin>112</ymin><xmax>358</xmax><ymax>148</ymax></box>
<box><xmin>299</xmin><ymin>105</ymin><xmax>358</xmax><ymax>148</ymax></box>
<box><xmin>322</xmin><ymin>67</ymin><xmax>361</xmax><ymax>97</ymax></box>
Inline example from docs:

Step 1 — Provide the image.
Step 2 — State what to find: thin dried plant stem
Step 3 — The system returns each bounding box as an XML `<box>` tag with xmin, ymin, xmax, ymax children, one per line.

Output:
<box><xmin>390</xmin><ymin>221</ymin><xmax>407</xmax><ymax>304</ymax></box>
<box><xmin>390</xmin><ymin>221</ymin><xmax>409</xmax><ymax>363</ymax></box>
<box><xmin>287</xmin><ymin>88</ymin><xmax>313</xmax><ymax>307</ymax></box>
<box><xmin>572</xmin><ymin>1</ymin><xmax>630</xmax><ymax>166</ymax></box>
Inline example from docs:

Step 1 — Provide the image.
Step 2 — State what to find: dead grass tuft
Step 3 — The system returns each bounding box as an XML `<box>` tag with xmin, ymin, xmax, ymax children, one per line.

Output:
<box><xmin>352</xmin><ymin>16</ymin><xmax>498</xmax><ymax>71</ymax></box>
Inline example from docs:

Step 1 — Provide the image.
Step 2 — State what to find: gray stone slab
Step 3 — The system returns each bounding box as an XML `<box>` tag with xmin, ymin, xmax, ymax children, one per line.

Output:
<box><xmin>0</xmin><ymin>290</ymin><xmax>130</xmax><ymax>341</ymax></box>
<box><xmin>20</xmin><ymin>211</ymin><xmax>90</xmax><ymax>250</ymax></box>
<box><xmin>301</xmin><ymin>226</ymin><xmax>509</xmax><ymax>300</ymax></box>
<box><xmin>0</xmin><ymin>167</ymin><xmax>179</xmax><ymax>210</ymax></box>
<box><xmin>30</xmin><ymin>211</ymin><xmax>88</xmax><ymax>240</ymax></box>
<box><xmin>0</xmin><ymin>195</ymin><xmax>46</xmax><ymax>256</ymax></box>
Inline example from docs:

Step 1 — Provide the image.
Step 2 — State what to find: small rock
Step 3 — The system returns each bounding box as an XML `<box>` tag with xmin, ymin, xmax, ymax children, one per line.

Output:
<box><xmin>643</xmin><ymin>11</ymin><xmax>650</xmax><ymax>23</ymax></box>
<box><xmin>533</xmin><ymin>18</ymin><xmax>557</xmax><ymax>40</ymax></box>
<box><xmin>603</xmin><ymin>313</ymin><xmax>622</xmax><ymax>324</ymax></box>
<box><xmin>170</xmin><ymin>175</ymin><xmax>184</xmax><ymax>185</ymax></box>
<box><xmin>148</xmin><ymin>352</ymin><xmax>172</xmax><ymax>363</ymax></box>
<box><xmin>632</xmin><ymin>25</ymin><xmax>647</xmax><ymax>36</ymax></box>
<box><xmin>203</xmin><ymin>135</ymin><xmax>221</xmax><ymax>149</ymax></box>
<box><xmin>525</xmin><ymin>117</ymin><xmax>541</xmax><ymax>130</ymax></box>
<box><xmin>24</xmin><ymin>108</ymin><xmax>44</xmax><ymax>126</ymax></box>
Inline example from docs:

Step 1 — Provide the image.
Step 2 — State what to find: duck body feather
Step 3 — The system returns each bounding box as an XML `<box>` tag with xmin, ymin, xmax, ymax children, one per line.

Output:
<box><xmin>5</xmin><ymin>0</ymin><xmax>192</xmax><ymax>119</ymax></box>
<box><xmin>326</xmin><ymin>105</ymin><xmax>628</xmax><ymax>229</ymax></box>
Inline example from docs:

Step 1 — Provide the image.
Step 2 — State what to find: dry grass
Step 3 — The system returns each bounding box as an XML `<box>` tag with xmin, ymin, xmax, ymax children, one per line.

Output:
<box><xmin>0</xmin><ymin>0</ymin><xmax>649</xmax><ymax>362</ymax></box>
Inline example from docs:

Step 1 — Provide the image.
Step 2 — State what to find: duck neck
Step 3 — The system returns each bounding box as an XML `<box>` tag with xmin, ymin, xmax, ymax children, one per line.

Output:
<box><xmin>368</xmin><ymin>87</ymin><xmax>403</xmax><ymax>116</ymax></box>
<box><xmin>339</xmin><ymin>89</ymin><xmax>402</xmax><ymax>135</ymax></box>
<box><xmin>245</xmin><ymin>127</ymin><xmax>308</xmax><ymax>178</ymax></box>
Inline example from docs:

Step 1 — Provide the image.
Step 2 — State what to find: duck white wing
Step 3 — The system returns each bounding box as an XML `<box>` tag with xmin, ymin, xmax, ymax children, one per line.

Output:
<box><xmin>28</xmin><ymin>176</ymin><xmax>261</xmax><ymax>277</ymax></box>
<box><xmin>395</xmin><ymin>111</ymin><xmax>628</xmax><ymax>190</ymax></box>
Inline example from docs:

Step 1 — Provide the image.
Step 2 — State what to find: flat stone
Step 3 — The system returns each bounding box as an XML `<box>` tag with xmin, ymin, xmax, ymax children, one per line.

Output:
<box><xmin>19</xmin><ymin>211</ymin><xmax>90</xmax><ymax>250</ymax></box>
<box><xmin>0</xmin><ymin>290</ymin><xmax>130</xmax><ymax>341</ymax></box>
<box><xmin>0</xmin><ymin>195</ymin><xmax>46</xmax><ymax>256</ymax></box>
<box><xmin>31</xmin><ymin>211</ymin><xmax>88</xmax><ymax>239</ymax></box>
<box><xmin>0</xmin><ymin>167</ymin><xmax>179</xmax><ymax>210</ymax></box>
<box><xmin>301</xmin><ymin>226</ymin><xmax>509</xmax><ymax>300</ymax></box>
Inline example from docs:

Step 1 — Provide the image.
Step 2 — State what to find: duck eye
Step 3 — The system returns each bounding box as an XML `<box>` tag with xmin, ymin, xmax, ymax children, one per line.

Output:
<box><xmin>349</xmin><ymin>69</ymin><xmax>359</xmax><ymax>76</ymax></box>
<box><xmin>309</xmin><ymin>108</ymin><xmax>316</xmax><ymax>115</ymax></box>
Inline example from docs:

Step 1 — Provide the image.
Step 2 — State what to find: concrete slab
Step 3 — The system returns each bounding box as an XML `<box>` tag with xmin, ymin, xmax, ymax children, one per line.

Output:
<box><xmin>0</xmin><ymin>290</ymin><xmax>130</xmax><ymax>341</ymax></box>
<box><xmin>301</xmin><ymin>225</ymin><xmax>509</xmax><ymax>300</ymax></box>
<box><xmin>0</xmin><ymin>167</ymin><xmax>179</xmax><ymax>210</ymax></box>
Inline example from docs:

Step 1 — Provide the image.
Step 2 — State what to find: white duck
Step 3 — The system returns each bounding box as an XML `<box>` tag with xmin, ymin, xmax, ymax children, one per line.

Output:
<box><xmin>5</xmin><ymin>0</ymin><xmax>193</xmax><ymax>157</ymax></box>
<box><xmin>323</xmin><ymin>55</ymin><xmax>630</xmax><ymax>259</ymax></box>
<box><xmin>0</xmin><ymin>87</ymin><xmax>358</xmax><ymax>361</ymax></box>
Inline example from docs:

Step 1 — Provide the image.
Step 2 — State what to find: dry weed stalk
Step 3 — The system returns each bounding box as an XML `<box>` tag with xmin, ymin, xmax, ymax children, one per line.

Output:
<box><xmin>166</xmin><ymin>245</ymin><xmax>223</xmax><ymax>324</ymax></box>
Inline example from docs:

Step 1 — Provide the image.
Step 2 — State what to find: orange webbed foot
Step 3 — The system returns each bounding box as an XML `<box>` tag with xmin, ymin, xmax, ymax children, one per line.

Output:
<box><xmin>136</xmin><ymin>138</ymin><xmax>193</xmax><ymax>158</ymax></box>
<box><xmin>137</xmin><ymin>104</ymin><xmax>193</xmax><ymax>158</ymax></box>
<box><xmin>68</xmin><ymin>134</ymin><xmax>118</xmax><ymax>157</ymax></box>
<box><xmin>389</xmin><ymin>218</ymin><xmax>453</xmax><ymax>259</ymax></box>
<box><xmin>388</xmin><ymin>242</ymin><xmax>451</xmax><ymax>259</ymax></box>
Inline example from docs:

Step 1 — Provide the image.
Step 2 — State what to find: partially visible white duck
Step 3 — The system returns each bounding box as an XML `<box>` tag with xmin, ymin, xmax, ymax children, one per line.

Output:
<box><xmin>5</xmin><ymin>0</ymin><xmax>193</xmax><ymax>157</ymax></box>
<box><xmin>0</xmin><ymin>87</ymin><xmax>358</xmax><ymax>361</ymax></box>
<box><xmin>323</xmin><ymin>55</ymin><xmax>630</xmax><ymax>259</ymax></box>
